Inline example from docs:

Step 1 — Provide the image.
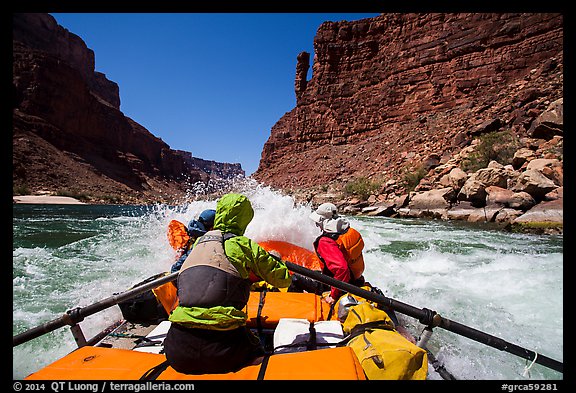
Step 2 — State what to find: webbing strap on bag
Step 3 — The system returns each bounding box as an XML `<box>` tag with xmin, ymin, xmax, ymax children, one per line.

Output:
<box><xmin>256</xmin><ymin>354</ymin><xmax>271</xmax><ymax>380</ymax></box>
<box><xmin>307</xmin><ymin>322</ymin><xmax>317</xmax><ymax>350</ymax></box>
<box><xmin>337</xmin><ymin>320</ymin><xmax>396</xmax><ymax>346</ymax></box>
<box><xmin>256</xmin><ymin>289</ymin><xmax>267</xmax><ymax>333</ymax></box>
<box><xmin>139</xmin><ymin>359</ymin><xmax>170</xmax><ymax>380</ymax></box>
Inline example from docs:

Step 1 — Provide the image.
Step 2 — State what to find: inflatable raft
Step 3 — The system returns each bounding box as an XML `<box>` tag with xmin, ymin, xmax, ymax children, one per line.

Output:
<box><xmin>21</xmin><ymin>239</ymin><xmax>429</xmax><ymax>380</ymax></box>
<box><xmin>16</xmin><ymin>233</ymin><xmax>564</xmax><ymax>379</ymax></box>
<box><xmin>26</xmin><ymin>291</ymin><xmax>369</xmax><ymax>380</ymax></box>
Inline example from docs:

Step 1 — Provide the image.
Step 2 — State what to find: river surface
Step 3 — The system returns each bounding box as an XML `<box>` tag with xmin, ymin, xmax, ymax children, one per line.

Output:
<box><xmin>13</xmin><ymin>184</ymin><xmax>563</xmax><ymax>380</ymax></box>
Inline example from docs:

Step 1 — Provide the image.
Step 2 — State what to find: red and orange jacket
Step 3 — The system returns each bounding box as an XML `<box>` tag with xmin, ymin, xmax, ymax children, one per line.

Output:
<box><xmin>314</xmin><ymin>227</ymin><xmax>365</xmax><ymax>299</ymax></box>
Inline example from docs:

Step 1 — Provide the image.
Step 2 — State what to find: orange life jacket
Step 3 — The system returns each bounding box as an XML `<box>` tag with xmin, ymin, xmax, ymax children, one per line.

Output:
<box><xmin>167</xmin><ymin>220</ymin><xmax>190</xmax><ymax>251</ymax></box>
<box><xmin>335</xmin><ymin>227</ymin><xmax>365</xmax><ymax>280</ymax></box>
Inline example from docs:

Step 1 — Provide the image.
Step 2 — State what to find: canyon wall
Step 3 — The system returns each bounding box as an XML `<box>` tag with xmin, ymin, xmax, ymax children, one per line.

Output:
<box><xmin>13</xmin><ymin>13</ymin><xmax>243</xmax><ymax>204</ymax></box>
<box><xmin>253</xmin><ymin>13</ymin><xmax>563</xmax><ymax>202</ymax></box>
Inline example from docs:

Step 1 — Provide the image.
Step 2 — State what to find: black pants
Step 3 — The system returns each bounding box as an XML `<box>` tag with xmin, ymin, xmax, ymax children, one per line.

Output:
<box><xmin>164</xmin><ymin>323</ymin><xmax>264</xmax><ymax>374</ymax></box>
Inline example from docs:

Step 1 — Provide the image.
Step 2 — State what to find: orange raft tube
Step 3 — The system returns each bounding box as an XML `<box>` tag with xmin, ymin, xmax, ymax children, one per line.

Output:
<box><xmin>26</xmin><ymin>345</ymin><xmax>366</xmax><ymax>380</ymax></box>
<box><xmin>258</xmin><ymin>240</ymin><xmax>323</xmax><ymax>271</ymax></box>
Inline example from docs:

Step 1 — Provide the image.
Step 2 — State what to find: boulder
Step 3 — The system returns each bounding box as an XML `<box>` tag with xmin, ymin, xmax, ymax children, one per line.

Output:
<box><xmin>544</xmin><ymin>186</ymin><xmax>563</xmax><ymax>201</ymax></box>
<box><xmin>446</xmin><ymin>201</ymin><xmax>475</xmax><ymax>221</ymax></box>
<box><xmin>527</xmin><ymin>98</ymin><xmax>563</xmax><ymax>139</ymax></box>
<box><xmin>514</xmin><ymin>197</ymin><xmax>563</xmax><ymax>224</ymax></box>
<box><xmin>526</xmin><ymin>158</ymin><xmax>563</xmax><ymax>186</ymax></box>
<box><xmin>467</xmin><ymin>207</ymin><xmax>500</xmax><ymax>223</ymax></box>
<box><xmin>408</xmin><ymin>187</ymin><xmax>455</xmax><ymax>211</ymax></box>
<box><xmin>485</xmin><ymin>186</ymin><xmax>536</xmax><ymax>211</ymax></box>
<box><xmin>446</xmin><ymin>201</ymin><xmax>499</xmax><ymax>223</ymax></box>
<box><xmin>439</xmin><ymin>167</ymin><xmax>468</xmax><ymax>190</ymax></box>
<box><xmin>512</xmin><ymin>197</ymin><xmax>563</xmax><ymax>234</ymax></box>
<box><xmin>422</xmin><ymin>153</ymin><xmax>441</xmax><ymax>171</ymax></box>
<box><xmin>512</xmin><ymin>147</ymin><xmax>535</xmax><ymax>169</ymax></box>
<box><xmin>457</xmin><ymin>162</ymin><xmax>518</xmax><ymax>207</ymax></box>
<box><xmin>457</xmin><ymin>179</ymin><xmax>487</xmax><ymax>207</ymax></box>
<box><xmin>511</xmin><ymin>169</ymin><xmax>558</xmax><ymax>200</ymax></box>
<box><xmin>394</xmin><ymin>194</ymin><xmax>410</xmax><ymax>208</ymax></box>
<box><xmin>473</xmin><ymin>163</ymin><xmax>510</xmax><ymax>188</ymax></box>
<box><xmin>363</xmin><ymin>203</ymin><xmax>397</xmax><ymax>217</ymax></box>
<box><xmin>494</xmin><ymin>208</ymin><xmax>524</xmax><ymax>223</ymax></box>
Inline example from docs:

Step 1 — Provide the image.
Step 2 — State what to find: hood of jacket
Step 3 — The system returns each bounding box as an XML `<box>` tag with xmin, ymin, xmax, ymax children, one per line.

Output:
<box><xmin>187</xmin><ymin>219</ymin><xmax>207</xmax><ymax>238</ymax></box>
<box><xmin>213</xmin><ymin>193</ymin><xmax>254</xmax><ymax>236</ymax></box>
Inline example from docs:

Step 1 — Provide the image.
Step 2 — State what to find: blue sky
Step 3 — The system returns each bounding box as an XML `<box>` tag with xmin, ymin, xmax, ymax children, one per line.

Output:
<box><xmin>50</xmin><ymin>13</ymin><xmax>380</xmax><ymax>176</ymax></box>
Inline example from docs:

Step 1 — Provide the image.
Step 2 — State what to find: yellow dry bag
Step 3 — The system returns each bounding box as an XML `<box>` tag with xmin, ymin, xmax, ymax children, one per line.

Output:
<box><xmin>342</xmin><ymin>302</ymin><xmax>428</xmax><ymax>380</ymax></box>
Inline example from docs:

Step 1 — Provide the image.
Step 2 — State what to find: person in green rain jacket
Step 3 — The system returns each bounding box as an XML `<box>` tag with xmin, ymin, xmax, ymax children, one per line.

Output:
<box><xmin>164</xmin><ymin>193</ymin><xmax>292</xmax><ymax>374</ymax></box>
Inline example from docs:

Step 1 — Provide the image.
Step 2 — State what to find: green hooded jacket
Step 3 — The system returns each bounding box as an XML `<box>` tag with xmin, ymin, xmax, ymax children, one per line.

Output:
<box><xmin>169</xmin><ymin>193</ymin><xmax>292</xmax><ymax>330</ymax></box>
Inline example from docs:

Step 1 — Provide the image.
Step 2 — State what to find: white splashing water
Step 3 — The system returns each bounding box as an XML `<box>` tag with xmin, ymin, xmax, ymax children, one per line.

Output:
<box><xmin>12</xmin><ymin>182</ymin><xmax>563</xmax><ymax>380</ymax></box>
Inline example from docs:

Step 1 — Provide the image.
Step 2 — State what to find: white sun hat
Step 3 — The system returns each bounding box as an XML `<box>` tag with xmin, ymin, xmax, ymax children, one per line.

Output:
<box><xmin>309</xmin><ymin>202</ymin><xmax>339</xmax><ymax>224</ymax></box>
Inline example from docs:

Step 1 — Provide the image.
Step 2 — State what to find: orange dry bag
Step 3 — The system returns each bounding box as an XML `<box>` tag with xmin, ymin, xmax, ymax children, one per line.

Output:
<box><xmin>152</xmin><ymin>274</ymin><xmax>179</xmax><ymax>314</ymax></box>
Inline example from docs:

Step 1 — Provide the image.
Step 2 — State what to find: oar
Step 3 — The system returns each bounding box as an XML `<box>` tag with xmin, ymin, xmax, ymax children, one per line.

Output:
<box><xmin>284</xmin><ymin>261</ymin><xmax>563</xmax><ymax>374</ymax></box>
<box><xmin>13</xmin><ymin>272</ymin><xmax>179</xmax><ymax>347</ymax></box>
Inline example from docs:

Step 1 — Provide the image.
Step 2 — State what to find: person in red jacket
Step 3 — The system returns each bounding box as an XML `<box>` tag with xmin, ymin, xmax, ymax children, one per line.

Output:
<box><xmin>287</xmin><ymin>203</ymin><xmax>366</xmax><ymax>301</ymax></box>
<box><xmin>309</xmin><ymin>203</ymin><xmax>365</xmax><ymax>305</ymax></box>
<box><xmin>306</xmin><ymin>203</ymin><xmax>416</xmax><ymax>343</ymax></box>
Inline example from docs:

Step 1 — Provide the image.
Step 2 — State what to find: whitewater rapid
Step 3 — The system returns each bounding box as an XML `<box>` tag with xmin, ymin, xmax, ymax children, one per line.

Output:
<box><xmin>13</xmin><ymin>182</ymin><xmax>563</xmax><ymax>380</ymax></box>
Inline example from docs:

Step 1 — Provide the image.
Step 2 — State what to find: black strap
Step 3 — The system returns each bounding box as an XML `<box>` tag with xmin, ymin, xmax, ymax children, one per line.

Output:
<box><xmin>350</xmin><ymin>320</ymin><xmax>395</xmax><ymax>335</ymax></box>
<box><xmin>222</xmin><ymin>232</ymin><xmax>237</xmax><ymax>241</ymax></box>
<box><xmin>307</xmin><ymin>322</ymin><xmax>317</xmax><ymax>350</ymax></box>
<box><xmin>326</xmin><ymin>300</ymin><xmax>337</xmax><ymax>320</ymax></box>
<box><xmin>337</xmin><ymin>320</ymin><xmax>397</xmax><ymax>347</ymax></box>
<box><xmin>256</xmin><ymin>290</ymin><xmax>267</xmax><ymax>333</ymax></box>
<box><xmin>254</xmin><ymin>289</ymin><xmax>268</xmax><ymax>349</ymax></box>
<box><xmin>256</xmin><ymin>354</ymin><xmax>271</xmax><ymax>380</ymax></box>
<box><xmin>196</xmin><ymin>231</ymin><xmax>236</xmax><ymax>246</ymax></box>
<box><xmin>139</xmin><ymin>359</ymin><xmax>170</xmax><ymax>380</ymax></box>
<box><xmin>133</xmin><ymin>339</ymin><xmax>163</xmax><ymax>349</ymax></box>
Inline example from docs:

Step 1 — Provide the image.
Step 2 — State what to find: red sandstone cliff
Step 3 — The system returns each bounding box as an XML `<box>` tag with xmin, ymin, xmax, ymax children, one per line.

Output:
<box><xmin>253</xmin><ymin>13</ymin><xmax>563</xmax><ymax>204</ymax></box>
<box><xmin>12</xmin><ymin>13</ymin><xmax>243</xmax><ymax>204</ymax></box>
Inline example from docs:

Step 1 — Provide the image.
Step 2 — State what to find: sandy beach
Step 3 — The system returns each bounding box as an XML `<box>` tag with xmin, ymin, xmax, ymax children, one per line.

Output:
<box><xmin>13</xmin><ymin>195</ymin><xmax>86</xmax><ymax>204</ymax></box>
